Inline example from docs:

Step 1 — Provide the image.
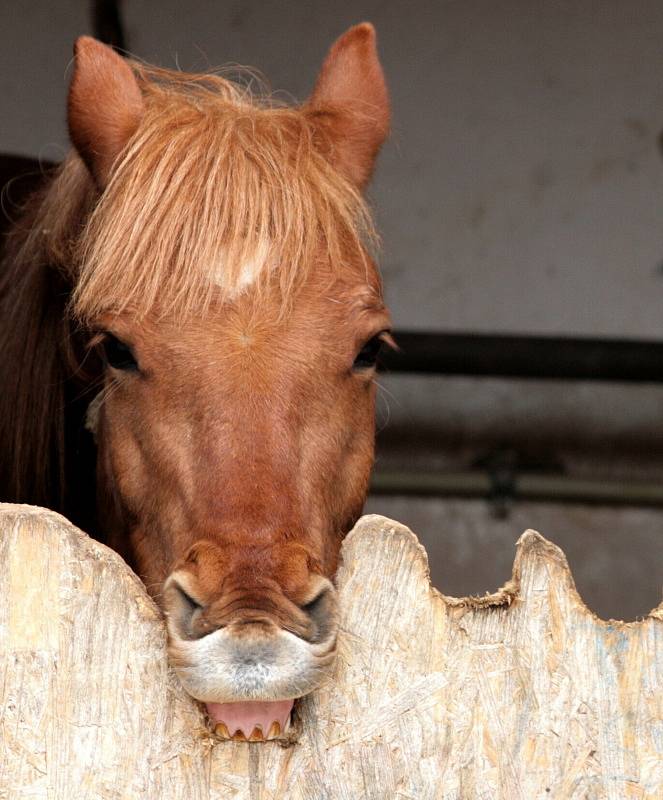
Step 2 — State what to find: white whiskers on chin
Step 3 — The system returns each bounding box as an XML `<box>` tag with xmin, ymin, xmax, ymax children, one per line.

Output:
<box><xmin>167</xmin><ymin>624</ymin><xmax>336</xmax><ymax>704</ymax></box>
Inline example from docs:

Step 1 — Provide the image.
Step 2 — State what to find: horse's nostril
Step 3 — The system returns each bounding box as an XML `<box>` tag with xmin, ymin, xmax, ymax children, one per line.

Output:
<box><xmin>176</xmin><ymin>584</ymin><xmax>202</xmax><ymax>614</ymax></box>
<box><xmin>164</xmin><ymin>575</ymin><xmax>214</xmax><ymax>640</ymax></box>
<box><xmin>300</xmin><ymin>580</ymin><xmax>338</xmax><ymax>644</ymax></box>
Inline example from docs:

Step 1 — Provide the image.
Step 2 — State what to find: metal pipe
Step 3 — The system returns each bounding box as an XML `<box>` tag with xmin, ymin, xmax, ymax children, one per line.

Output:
<box><xmin>370</xmin><ymin>470</ymin><xmax>663</xmax><ymax>507</ymax></box>
<box><xmin>380</xmin><ymin>332</ymin><xmax>663</xmax><ymax>383</ymax></box>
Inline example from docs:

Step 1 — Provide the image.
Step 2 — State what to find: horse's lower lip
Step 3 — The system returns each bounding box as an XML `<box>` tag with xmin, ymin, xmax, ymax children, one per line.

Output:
<box><xmin>206</xmin><ymin>699</ymin><xmax>294</xmax><ymax>741</ymax></box>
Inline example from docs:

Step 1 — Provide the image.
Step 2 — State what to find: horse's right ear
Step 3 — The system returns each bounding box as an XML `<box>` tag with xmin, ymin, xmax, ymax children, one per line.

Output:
<box><xmin>68</xmin><ymin>36</ymin><xmax>143</xmax><ymax>187</ymax></box>
<box><xmin>306</xmin><ymin>23</ymin><xmax>390</xmax><ymax>190</ymax></box>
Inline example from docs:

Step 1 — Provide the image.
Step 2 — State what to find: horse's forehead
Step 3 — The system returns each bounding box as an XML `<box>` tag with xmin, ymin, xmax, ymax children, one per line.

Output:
<box><xmin>134</xmin><ymin>267</ymin><xmax>381</xmax><ymax>344</ymax></box>
<box><xmin>207</xmin><ymin>244</ymin><xmax>382</xmax><ymax>306</ymax></box>
<box><xmin>100</xmin><ymin>258</ymin><xmax>385</xmax><ymax>398</ymax></box>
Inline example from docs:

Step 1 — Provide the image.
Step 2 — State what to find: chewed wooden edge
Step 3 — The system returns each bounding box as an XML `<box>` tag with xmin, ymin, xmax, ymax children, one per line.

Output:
<box><xmin>345</xmin><ymin>513</ymin><xmax>663</xmax><ymax>624</ymax></box>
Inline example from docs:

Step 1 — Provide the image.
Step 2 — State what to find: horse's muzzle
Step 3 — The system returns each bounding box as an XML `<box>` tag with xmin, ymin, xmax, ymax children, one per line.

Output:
<box><xmin>163</xmin><ymin>574</ymin><xmax>338</xmax><ymax>739</ymax></box>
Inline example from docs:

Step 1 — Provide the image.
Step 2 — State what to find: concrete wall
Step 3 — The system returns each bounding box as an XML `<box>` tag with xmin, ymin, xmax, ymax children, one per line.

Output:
<box><xmin>1</xmin><ymin>1</ymin><xmax>661</xmax><ymax>620</ymax></box>
<box><xmin>5</xmin><ymin>0</ymin><xmax>663</xmax><ymax>336</ymax></box>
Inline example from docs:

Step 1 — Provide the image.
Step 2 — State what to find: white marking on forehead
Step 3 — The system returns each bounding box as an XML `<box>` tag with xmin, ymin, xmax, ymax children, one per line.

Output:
<box><xmin>211</xmin><ymin>241</ymin><xmax>271</xmax><ymax>297</ymax></box>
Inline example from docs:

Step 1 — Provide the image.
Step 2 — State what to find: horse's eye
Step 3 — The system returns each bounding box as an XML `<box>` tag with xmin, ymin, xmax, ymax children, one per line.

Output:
<box><xmin>353</xmin><ymin>334</ymin><xmax>385</xmax><ymax>370</ymax></box>
<box><xmin>101</xmin><ymin>333</ymin><xmax>138</xmax><ymax>371</ymax></box>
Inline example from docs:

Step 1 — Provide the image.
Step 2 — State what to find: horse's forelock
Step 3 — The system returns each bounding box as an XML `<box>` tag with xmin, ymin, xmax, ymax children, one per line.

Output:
<box><xmin>69</xmin><ymin>65</ymin><xmax>377</xmax><ymax>323</ymax></box>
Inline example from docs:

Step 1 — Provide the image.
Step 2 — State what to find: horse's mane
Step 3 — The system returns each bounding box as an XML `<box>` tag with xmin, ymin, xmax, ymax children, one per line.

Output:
<box><xmin>0</xmin><ymin>61</ymin><xmax>377</xmax><ymax>520</ymax></box>
<box><xmin>0</xmin><ymin>158</ymin><xmax>97</xmax><ymax>517</ymax></box>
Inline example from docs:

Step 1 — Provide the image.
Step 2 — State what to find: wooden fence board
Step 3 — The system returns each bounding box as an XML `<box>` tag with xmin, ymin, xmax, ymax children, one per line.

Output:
<box><xmin>0</xmin><ymin>503</ymin><xmax>660</xmax><ymax>799</ymax></box>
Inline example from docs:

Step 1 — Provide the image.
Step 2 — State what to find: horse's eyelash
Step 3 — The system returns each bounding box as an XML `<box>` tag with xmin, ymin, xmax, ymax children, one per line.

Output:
<box><xmin>379</xmin><ymin>331</ymin><xmax>399</xmax><ymax>352</ymax></box>
<box><xmin>86</xmin><ymin>331</ymin><xmax>107</xmax><ymax>351</ymax></box>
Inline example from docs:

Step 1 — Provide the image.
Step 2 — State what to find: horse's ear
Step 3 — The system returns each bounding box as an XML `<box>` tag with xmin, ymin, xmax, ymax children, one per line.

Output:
<box><xmin>68</xmin><ymin>36</ymin><xmax>143</xmax><ymax>186</ymax></box>
<box><xmin>307</xmin><ymin>23</ymin><xmax>390</xmax><ymax>189</ymax></box>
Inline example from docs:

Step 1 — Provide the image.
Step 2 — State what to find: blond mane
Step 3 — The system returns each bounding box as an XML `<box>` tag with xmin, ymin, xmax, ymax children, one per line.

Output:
<box><xmin>64</xmin><ymin>63</ymin><xmax>377</xmax><ymax>321</ymax></box>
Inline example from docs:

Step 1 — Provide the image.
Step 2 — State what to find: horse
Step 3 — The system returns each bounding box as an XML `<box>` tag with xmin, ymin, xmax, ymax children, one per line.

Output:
<box><xmin>0</xmin><ymin>24</ymin><xmax>391</xmax><ymax>741</ymax></box>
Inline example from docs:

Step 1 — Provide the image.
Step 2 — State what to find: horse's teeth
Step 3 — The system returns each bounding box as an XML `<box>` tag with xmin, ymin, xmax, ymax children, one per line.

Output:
<box><xmin>214</xmin><ymin>719</ymin><xmax>286</xmax><ymax>741</ymax></box>
<box><xmin>248</xmin><ymin>726</ymin><xmax>264</xmax><ymax>742</ymax></box>
<box><xmin>214</xmin><ymin>722</ymin><xmax>230</xmax><ymax>738</ymax></box>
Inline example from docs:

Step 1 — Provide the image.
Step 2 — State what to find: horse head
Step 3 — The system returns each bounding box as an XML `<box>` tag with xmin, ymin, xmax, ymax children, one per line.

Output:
<box><xmin>65</xmin><ymin>24</ymin><xmax>391</xmax><ymax>740</ymax></box>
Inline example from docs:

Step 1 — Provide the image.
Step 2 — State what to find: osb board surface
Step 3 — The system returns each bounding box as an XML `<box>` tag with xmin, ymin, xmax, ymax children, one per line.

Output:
<box><xmin>0</xmin><ymin>503</ymin><xmax>661</xmax><ymax>799</ymax></box>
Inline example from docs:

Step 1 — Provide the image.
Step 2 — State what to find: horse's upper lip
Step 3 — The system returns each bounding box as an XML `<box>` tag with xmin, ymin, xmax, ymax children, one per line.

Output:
<box><xmin>167</xmin><ymin>625</ymin><xmax>336</xmax><ymax>705</ymax></box>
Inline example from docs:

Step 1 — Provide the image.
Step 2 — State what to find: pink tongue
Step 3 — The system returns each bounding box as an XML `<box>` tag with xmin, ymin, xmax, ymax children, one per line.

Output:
<box><xmin>206</xmin><ymin>700</ymin><xmax>294</xmax><ymax>737</ymax></box>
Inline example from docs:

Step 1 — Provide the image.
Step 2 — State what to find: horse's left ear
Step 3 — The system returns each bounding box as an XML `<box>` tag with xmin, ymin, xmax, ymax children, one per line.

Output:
<box><xmin>306</xmin><ymin>23</ymin><xmax>390</xmax><ymax>189</ymax></box>
<box><xmin>68</xmin><ymin>36</ymin><xmax>144</xmax><ymax>187</ymax></box>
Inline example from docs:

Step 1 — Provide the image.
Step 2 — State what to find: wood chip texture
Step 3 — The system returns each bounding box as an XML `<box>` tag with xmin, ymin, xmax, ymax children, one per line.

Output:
<box><xmin>0</xmin><ymin>503</ymin><xmax>660</xmax><ymax>799</ymax></box>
